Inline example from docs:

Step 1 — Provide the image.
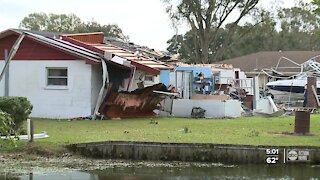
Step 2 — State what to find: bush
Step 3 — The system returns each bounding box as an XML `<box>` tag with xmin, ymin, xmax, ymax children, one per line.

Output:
<box><xmin>0</xmin><ymin>97</ymin><xmax>33</xmax><ymax>131</ymax></box>
<box><xmin>0</xmin><ymin>111</ymin><xmax>15</xmax><ymax>136</ymax></box>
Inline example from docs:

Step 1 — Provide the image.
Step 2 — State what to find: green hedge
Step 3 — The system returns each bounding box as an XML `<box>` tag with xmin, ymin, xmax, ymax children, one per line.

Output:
<box><xmin>0</xmin><ymin>97</ymin><xmax>33</xmax><ymax>131</ymax></box>
<box><xmin>0</xmin><ymin>111</ymin><xmax>15</xmax><ymax>136</ymax></box>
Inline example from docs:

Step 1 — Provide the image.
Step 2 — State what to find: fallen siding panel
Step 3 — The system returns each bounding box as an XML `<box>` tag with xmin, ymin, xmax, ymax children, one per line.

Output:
<box><xmin>224</xmin><ymin>100</ymin><xmax>243</xmax><ymax>118</ymax></box>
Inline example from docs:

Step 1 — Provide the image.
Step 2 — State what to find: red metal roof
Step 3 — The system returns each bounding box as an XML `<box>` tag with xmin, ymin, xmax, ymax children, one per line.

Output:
<box><xmin>0</xmin><ymin>29</ymin><xmax>100</xmax><ymax>64</ymax></box>
<box><xmin>61</xmin><ymin>33</ymin><xmax>173</xmax><ymax>75</ymax></box>
<box><xmin>0</xmin><ymin>34</ymin><xmax>81</xmax><ymax>61</ymax></box>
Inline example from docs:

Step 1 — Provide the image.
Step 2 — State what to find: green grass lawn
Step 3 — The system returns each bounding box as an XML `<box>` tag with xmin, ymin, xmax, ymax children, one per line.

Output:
<box><xmin>2</xmin><ymin>115</ymin><xmax>320</xmax><ymax>153</ymax></box>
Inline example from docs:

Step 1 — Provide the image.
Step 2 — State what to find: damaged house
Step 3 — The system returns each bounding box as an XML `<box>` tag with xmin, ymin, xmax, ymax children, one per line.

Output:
<box><xmin>60</xmin><ymin>32</ymin><xmax>173</xmax><ymax>118</ymax></box>
<box><xmin>84</xmin><ymin>34</ymin><xmax>248</xmax><ymax>118</ymax></box>
<box><xmin>0</xmin><ymin>29</ymin><xmax>172</xmax><ymax>119</ymax></box>
<box><xmin>0</xmin><ymin>28</ymin><xmax>249</xmax><ymax>119</ymax></box>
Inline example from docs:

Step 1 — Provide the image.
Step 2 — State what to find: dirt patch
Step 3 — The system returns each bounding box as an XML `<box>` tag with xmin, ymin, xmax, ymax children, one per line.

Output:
<box><xmin>25</xmin><ymin>145</ymin><xmax>56</xmax><ymax>157</ymax></box>
<box><xmin>268</xmin><ymin>131</ymin><xmax>315</xmax><ymax>136</ymax></box>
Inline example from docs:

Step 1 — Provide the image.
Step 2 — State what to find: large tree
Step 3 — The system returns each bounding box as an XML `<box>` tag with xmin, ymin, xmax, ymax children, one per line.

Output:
<box><xmin>20</xmin><ymin>13</ymin><xmax>82</xmax><ymax>33</ymax></box>
<box><xmin>276</xmin><ymin>1</ymin><xmax>320</xmax><ymax>51</ymax></box>
<box><xmin>167</xmin><ymin>28</ymin><xmax>226</xmax><ymax>63</ymax></box>
<box><xmin>312</xmin><ymin>0</ymin><xmax>320</xmax><ymax>13</ymax></box>
<box><xmin>19</xmin><ymin>12</ymin><xmax>128</xmax><ymax>40</ymax></box>
<box><xmin>163</xmin><ymin>0</ymin><xmax>260</xmax><ymax>63</ymax></box>
<box><xmin>222</xmin><ymin>9</ymin><xmax>281</xmax><ymax>59</ymax></box>
<box><xmin>75</xmin><ymin>20</ymin><xmax>129</xmax><ymax>41</ymax></box>
<box><xmin>168</xmin><ymin>1</ymin><xmax>320</xmax><ymax>61</ymax></box>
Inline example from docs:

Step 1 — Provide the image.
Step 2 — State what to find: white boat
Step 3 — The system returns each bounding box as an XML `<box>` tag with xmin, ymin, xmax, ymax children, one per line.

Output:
<box><xmin>266</xmin><ymin>75</ymin><xmax>320</xmax><ymax>101</ymax></box>
<box><xmin>264</xmin><ymin>58</ymin><xmax>320</xmax><ymax>102</ymax></box>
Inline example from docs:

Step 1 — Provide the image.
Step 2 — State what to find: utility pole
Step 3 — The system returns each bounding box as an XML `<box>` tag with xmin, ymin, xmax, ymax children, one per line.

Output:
<box><xmin>0</xmin><ymin>33</ymin><xmax>25</xmax><ymax>82</ymax></box>
<box><xmin>4</xmin><ymin>49</ymin><xmax>9</xmax><ymax>96</ymax></box>
<box><xmin>27</xmin><ymin>119</ymin><xmax>34</xmax><ymax>142</ymax></box>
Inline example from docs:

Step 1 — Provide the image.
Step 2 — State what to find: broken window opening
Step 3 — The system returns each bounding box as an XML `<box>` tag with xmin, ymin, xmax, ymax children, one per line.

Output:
<box><xmin>144</xmin><ymin>75</ymin><xmax>154</xmax><ymax>82</ymax></box>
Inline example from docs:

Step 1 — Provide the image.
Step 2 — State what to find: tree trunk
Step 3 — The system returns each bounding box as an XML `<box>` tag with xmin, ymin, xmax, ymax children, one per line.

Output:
<box><xmin>201</xmin><ymin>37</ymin><xmax>210</xmax><ymax>63</ymax></box>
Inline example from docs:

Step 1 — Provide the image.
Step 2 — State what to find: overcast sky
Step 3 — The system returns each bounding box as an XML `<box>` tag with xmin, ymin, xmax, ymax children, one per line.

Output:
<box><xmin>0</xmin><ymin>0</ymin><xmax>312</xmax><ymax>51</ymax></box>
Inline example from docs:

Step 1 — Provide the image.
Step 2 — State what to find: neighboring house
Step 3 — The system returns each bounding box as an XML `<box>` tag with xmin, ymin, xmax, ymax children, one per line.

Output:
<box><xmin>219</xmin><ymin>51</ymin><xmax>320</xmax><ymax>89</ymax></box>
<box><xmin>0</xmin><ymin>29</ymin><xmax>132</xmax><ymax>119</ymax></box>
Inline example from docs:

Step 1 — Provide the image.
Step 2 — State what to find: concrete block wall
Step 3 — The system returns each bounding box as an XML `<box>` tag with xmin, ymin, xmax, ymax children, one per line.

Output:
<box><xmin>68</xmin><ymin>141</ymin><xmax>320</xmax><ymax>164</ymax></box>
<box><xmin>171</xmin><ymin>99</ymin><xmax>241</xmax><ymax>118</ymax></box>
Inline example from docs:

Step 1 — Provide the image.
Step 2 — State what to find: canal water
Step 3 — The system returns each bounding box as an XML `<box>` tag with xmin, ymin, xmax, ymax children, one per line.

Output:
<box><xmin>1</xmin><ymin>164</ymin><xmax>320</xmax><ymax>180</ymax></box>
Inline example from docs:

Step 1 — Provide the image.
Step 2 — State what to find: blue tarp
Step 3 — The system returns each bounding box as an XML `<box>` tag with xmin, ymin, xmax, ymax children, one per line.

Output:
<box><xmin>160</xmin><ymin>70</ymin><xmax>170</xmax><ymax>86</ymax></box>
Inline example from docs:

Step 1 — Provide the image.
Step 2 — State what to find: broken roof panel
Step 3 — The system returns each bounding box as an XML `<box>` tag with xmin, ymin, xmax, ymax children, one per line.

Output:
<box><xmin>91</xmin><ymin>44</ymin><xmax>173</xmax><ymax>71</ymax></box>
<box><xmin>61</xmin><ymin>33</ymin><xmax>173</xmax><ymax>75</ymax></box>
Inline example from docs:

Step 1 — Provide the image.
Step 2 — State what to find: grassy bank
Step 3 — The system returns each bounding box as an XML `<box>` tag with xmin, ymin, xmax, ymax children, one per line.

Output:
<box><xmin>2</xmin><ymin>115</ymin><xmax>320</xmax><ymax>153</ymax></box>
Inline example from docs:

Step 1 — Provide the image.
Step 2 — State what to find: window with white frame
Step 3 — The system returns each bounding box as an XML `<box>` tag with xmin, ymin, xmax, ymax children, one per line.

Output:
<box><xmin>144</xmin><ymin>75</ymin><xmax>154</xmax><ymax>82</ymax></box>
<box><xmin>47</xmin><ymin>68</ymin><xmax>68</xmax><ymax>86</ymax></box>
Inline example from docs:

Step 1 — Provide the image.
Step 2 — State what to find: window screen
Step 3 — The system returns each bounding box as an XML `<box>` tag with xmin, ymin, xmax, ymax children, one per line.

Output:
<box><xmin>47</xmin><ymin>68</ymin><xmax>68</xmax><ymax>86</ymax></box>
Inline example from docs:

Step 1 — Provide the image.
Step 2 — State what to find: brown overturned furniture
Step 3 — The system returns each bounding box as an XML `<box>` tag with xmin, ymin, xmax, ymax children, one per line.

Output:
<box><xmin>100</xmin><ymin>83</ymin><xmax>168</xmax><ymax>119</ymax></box>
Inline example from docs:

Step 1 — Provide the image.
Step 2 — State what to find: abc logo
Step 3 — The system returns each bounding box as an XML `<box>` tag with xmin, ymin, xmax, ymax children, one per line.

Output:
<box><xmin>287</xmin><ymin>150</ymin><xmax>298</xmax><ymax>161</ymax></box>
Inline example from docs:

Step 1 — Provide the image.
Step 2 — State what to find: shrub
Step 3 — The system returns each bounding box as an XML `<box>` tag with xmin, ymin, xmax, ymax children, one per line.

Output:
<box><xmin>0</xmin><ymin>97</ymin><xmax>33</xmax><ymax>131</ymax></box>
<box><xmin>246</xmin><ymin>129</ymin><xmax>259</xmax><ymax>137</ymax></box>
<box><xmin>0</xmin><ymin>111</ymin><xmax>15</xmax><ymax>136</ymax></box>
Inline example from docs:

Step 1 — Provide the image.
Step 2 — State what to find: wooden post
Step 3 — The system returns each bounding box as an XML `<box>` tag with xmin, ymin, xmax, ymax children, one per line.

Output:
<box><xmin>27</xmin><ymin>119</ymin><xmax>33</xmax><ymax>142</ymax></box>
<box><xmin>311</xmin><ymin>85</ymin><xmax>320</xmax><ymax>106</ymax></box>
<box><xmin>307</xmin><ymin>77</ymin><xmax>317</xmax><ymax>108</ymax></box>
<box><xmin>29</xmin><ymin>172</ymin><xmax>33</xmax><ymax>180</ymax></box>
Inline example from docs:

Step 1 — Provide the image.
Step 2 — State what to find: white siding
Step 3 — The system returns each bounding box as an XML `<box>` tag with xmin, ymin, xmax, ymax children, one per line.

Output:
<box><xmin>0</xmin><ymin>60</ymin><xmax>93</xmax><ymax>119</ymax></box>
